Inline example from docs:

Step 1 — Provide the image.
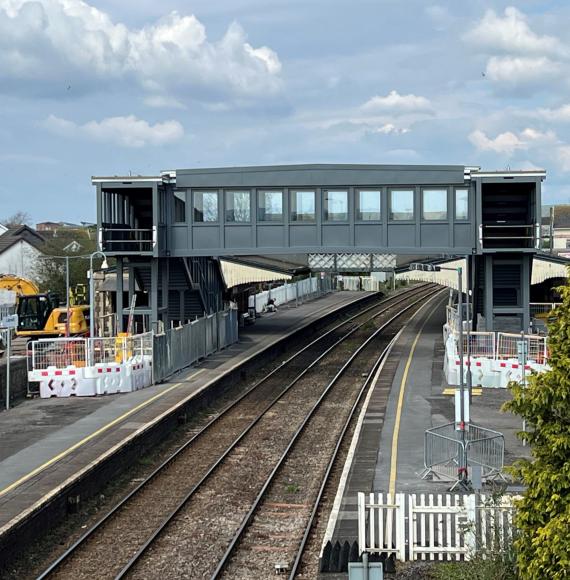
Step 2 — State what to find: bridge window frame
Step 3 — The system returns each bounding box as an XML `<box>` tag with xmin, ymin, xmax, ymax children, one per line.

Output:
<box><xmin>389</xmin><ymin>189</ymin><xmax>415</xmax><ymax>221</ymax></box>
<box><xmin>173</xmin><ymin>189</ymin><xmax>186</xmax><ymax>223</ymax></box>
<box><xmin>422</xmin><ymin>188</ymin><xmax>448</xmax><ymax>221</ymax></box>
<box><xmin>193</xmin><ymin>189</ymin><xmax>219</xmax><ymax>223</ymax></box>
<box><xmin>290</xmin><ymin>189</ymin><xmax>316</xmax><ymax>222</ymax></box>
<box><xmin>356</xmin><ymin>189</ymin><xmax>382</xmax><ymax>222</ymax></box>
<box><xmin>257</xmin><ymin>189</ymin><xmax>284</xmax><ymax>222</ymax></box>
<box><xmin>225</xmin><ymin>189</ymin><xmax>252</xmax><ymax>223</ymax></box>
<box><xmin>323</xmin><ymin>189</ymin><xmax>348</xmax><ymax>222</ymax></box>
<box><xmin>454</xmin><ymin>188</ymin><xmax>469</xmax><ymax>221</ymax></box>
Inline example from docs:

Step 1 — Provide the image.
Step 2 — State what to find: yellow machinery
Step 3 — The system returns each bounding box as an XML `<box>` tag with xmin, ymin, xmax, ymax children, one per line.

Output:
<box><xmin>0</xmin><ymin>274</ymin><xmax>89</xmax><ymax>338</ymax></box>
<box><xmin>0</xmin><ymin>274</ymin><xmax>40</xmax><ymax>296</ymax></box>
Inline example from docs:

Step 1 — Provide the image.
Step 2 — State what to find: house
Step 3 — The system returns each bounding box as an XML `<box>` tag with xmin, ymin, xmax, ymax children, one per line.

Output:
<box><xmin>62</xmin><ymin>240</ymin><xmax>83</xmax><ymax>253</ymax></box>
<box><xmin>36</xmin><ymin>221</ymin><xmax>85</xmax><ymax>233</ymax></box>
<box><xmin>0</xmin><ymin>225</ymin><xmax>45</xmax><ymax>279</ymax></box>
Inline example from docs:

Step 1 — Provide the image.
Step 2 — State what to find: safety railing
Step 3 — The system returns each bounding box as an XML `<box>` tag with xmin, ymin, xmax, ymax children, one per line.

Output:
<box><xmin>422</xmin><ymin>422</ymin><xmax>505</xmax><ymax>483</ymax></box>
<box><xmin>31</xmin><ymin>338</ymin><xmax>89</xmax><ymax>370</ymax></box>
<box><xmin>461</xmin><ymin>332</ymin><xmax>496</xmax><ymax>358</ymax></box>
<box><xmin>153</xmin><ymin>307</ymin><xmax>238</xmax><ymax>383</ymax></box>
<box><xmin>253</xmin><ymin>275</ymin><xmax>334</xmax><ymax>314</ymax></box>
<box><xmin>496</xmin><ymin>332</ymin><xmax>547</xmax><ymax>363</ymax></box>
<box><xmin>529</xmin><ymin>302</ymin><xmax>561</xmax><ymax>317</ymax></box>
<box><xmin>30</xmin><ymin>333</ymin><xmax>154</xmax><ymax>370</ymax></box>
<box><xmin>480</xmin><ymin>223</ymin><xmax>539</xmax><ymax>249</ymax></box>
<box><xmin>100</xmin><ymin>226</ymin><xmax>155</xmax><ymax>253</ymax></box>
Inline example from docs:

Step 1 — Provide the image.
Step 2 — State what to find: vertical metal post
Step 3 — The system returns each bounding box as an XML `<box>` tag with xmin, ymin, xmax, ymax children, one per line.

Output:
<box><xmin>66</xmin><ymin>256</ymin><xmax>70</xmax><ymax>338</ymax></box>
<box><xmin>457</xmin><ymin>266</ymin><xmax>468</xmax><ymax>484</ymax></box>
<box><xmin>89</xmin><ymin>254</ymin><xmax>95</xmax><ymax>340</ymax></box>
<box><xmin>6</xmin><ymin>329</ymin><xmax>10</xmax><ymax>411</ymax></box>
<box><xmin>465</xmin><ymin>257</ymin><xmax>472</xmax><ymax>403</ymax></box>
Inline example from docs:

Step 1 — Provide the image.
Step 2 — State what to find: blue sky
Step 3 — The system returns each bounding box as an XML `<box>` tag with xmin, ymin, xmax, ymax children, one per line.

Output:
<box><xmin>1</xmin><ymin>0</ymin><xmax>570</xmax><ymax>224</ymax></box>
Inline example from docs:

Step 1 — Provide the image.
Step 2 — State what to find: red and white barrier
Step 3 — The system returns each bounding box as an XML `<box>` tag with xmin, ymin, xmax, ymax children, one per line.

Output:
<box><xmin>29</xmin><ymin>333</ymin><xmax>154</xmax><ymax>398</ymax></box>
<box><xmin>444</xmin><ymin>333</ymin><xmax>549</xmax><ymax>388</ymax></box>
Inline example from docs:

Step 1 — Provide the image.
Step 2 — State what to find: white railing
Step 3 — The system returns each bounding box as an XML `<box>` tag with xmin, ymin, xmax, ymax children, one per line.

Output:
<box><xmin>358</xmin><ymin>492</ymin><xmax>519</xmax><ymax>561</ymax></box>
<box><xmin>253</xmin><ymin>275</ymin><xmax>334</xmax><ymax>313</ymax></box>
<box><xmin>529</xmin><ymin>302</ymin><xmax>561</xmax><ymax>317</ymax></box>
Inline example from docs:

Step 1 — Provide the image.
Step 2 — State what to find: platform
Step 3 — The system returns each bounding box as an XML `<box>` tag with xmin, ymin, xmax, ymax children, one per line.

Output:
<box><xmin>328</xmin><ymin>293</ymin><xmax>531</xmax><ymax>545</ymax></box>
<box><xmin>0</xmin><ymin>290</ymin><xmax>375</xmax><ymax>538</ymax></box>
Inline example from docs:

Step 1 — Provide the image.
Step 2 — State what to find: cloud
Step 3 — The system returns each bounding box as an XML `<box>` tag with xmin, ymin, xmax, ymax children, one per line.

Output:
<box><xmin>465</xmin><ymin>7</ymin><xmax>566</xmax><ymax>58</ymax></box>
<box><xmin>361</xmin><ymin>90</ymin><xmax>432</xmax><ymax>115</ymax></box>
<box><xmin>144</xmin><ymin>95</ymin><xmax>186</xmax><ymax>110</ymax></box>
<box><xmin>536</xmin><ymin>104</ymin><xmax>570</xmax><ymax>122</ymax></box>
<box><xmin>556</xmin><ymin>146</ymin><xmax>570</xmax><ymax>172</ymax></box>
<box><xmin>466</xmin><ymin>7</ymin><xmax>568</xmax><ymax>92</ymax></box>
<box><xmin>469</xmin><ymin>129</ymin><xmax>526</xmax><ymax>155</ymax></box>
<box><xmin>485</xmin><ymin>55</ymin><xmax>560</xmax><ymax>86</ymax></box>
<box><xmin>469</xmin><ymin>127</ymin><xmax>558</xmax><ymax>157</ymax></box>
<box><xmin>43</xmin><ymin>114</ymin><xmax>184</xmax><ymax>147</ymax></box>
<box><xmin>0</xmin><ymin>1</ymin><xmax>282</xmax><ymax>101</ymax></box>
<box><xmin>370</xmin><ymin>123</ymin><xmax>410</xmax><ymax>135</ymax></box>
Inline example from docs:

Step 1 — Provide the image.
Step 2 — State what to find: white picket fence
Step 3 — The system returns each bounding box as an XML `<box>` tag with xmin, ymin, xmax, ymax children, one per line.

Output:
<box><xmin>358</xmin><ymin>492</ymin><xmax>518</xmax><ymax>561</ymax></box>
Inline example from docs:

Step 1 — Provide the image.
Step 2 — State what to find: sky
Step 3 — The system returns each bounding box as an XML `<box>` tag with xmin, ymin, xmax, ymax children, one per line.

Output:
<box><xmin>1</xmin><ymin>0</ymin><xmax>570</xmax><ymax>224</ymax></box>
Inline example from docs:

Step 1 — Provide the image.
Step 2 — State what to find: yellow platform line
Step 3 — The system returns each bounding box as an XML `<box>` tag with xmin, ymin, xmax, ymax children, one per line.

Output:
<box><xmin>443</xmin><ymin>388</ymin><xmax>482</xmax><ymax>396</ymax></box>
<box><xmin>0</xmin><ymin>371</ymin><xmax>204</xmax><ymax>499</ymax></box>
<box><xmin>388</xmin><ymin>301</ymin><xmax>442</xmax><ymax>497</ymax></box>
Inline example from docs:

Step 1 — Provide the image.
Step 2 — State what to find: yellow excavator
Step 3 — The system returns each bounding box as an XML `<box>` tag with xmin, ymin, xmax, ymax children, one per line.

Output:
<box><xmin>0</xmin><ymin>274</ymin><xmax>89</xmax><ymax>338</ymax></box>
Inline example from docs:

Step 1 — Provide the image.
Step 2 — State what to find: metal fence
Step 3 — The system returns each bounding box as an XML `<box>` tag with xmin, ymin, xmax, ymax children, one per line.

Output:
<box><xmin>460</xmin><ymin>332</ymin><xmax>496</xmax><ymax>358</ymax></box>
<box><xmin>30</xmin><ymin>333</ymin><xmax>154</xmax><ymax>370</ymax></box>
<box><xmin>89</xmin><ymin>333</ymin><xmax>153</xmax><ymax>365</ymax></box>
<box><xmin>253</xmin><ymin>275</ymin><xmax>334</xmax><ymax>313</ymax></box>
<box><xmin>31</xmin><ymin>338</ymin><xmax>88</xmax><ymax>370</ymax></box>
<box><xmin>496</xmin><ymin>332</ymin><xmax>547</xmax><ymax>363</ymax></box>
<box><xmin>530</xmin><ymin>302</ymin><xmax>561</xmax><ymax>317</ymax></box>
<box><xmin>422</xmin><ymin>422</ymin><xmax>505</xmax><ymax>483</ymax></box>
<box><xmin>153</xmin><ymin>307</ymin><xmax>238</xmax><ymax>383</ymax></box>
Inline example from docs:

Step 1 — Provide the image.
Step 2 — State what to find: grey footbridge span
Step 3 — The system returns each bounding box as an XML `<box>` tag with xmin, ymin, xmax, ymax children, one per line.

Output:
<box><xmin>93</xmin><ymin>163</ymin><xmax>546</xmax><ymax>332</ymax></box>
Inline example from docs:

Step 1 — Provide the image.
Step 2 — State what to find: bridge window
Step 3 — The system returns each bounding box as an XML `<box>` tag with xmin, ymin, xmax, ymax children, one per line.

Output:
<box><xmin>455</xmin><ymin>188</ymin><xmax>469</xmax><ymax>220</ymax></box>
<box><xmin>357</xmin><ymin>190</ymin><xmax>381</xmax><ymax>221</ymax></box>
<box><xmin>390</xmin><ymin>189</ymin><xmax>414</xmax><ymax>221</ymax></box>
<box><xmin>226</xmin><ymin>190</ymin><xmax>251</xmax><ymax>222</ymax></box>
<box><xmin>291</xmin><ymin>190</ymin><xmax>316</xmax><ymax>222</ymax></box>
<box><xmin>193</xmin><ymin>191</ymin><xmax>219</xmax><ymax>222</ymax></box>
<box><xmin>174</xmin><ymin>190</ymin><xmax>186</xmax><ymax>222</ymax></box>
<box><xmin>324</xmin><ymin>190</ymin><xmax>348</xmax><ymax>221</ymax></box>
<box><xmin>258</xmin><ymin>190</ymin><xmax>283</xmax><ymax>222</ymax></box>
<box><xmin>422</xmin><ymin>189</ymin><xmax>447</xmax><ymax>220</ymax></box>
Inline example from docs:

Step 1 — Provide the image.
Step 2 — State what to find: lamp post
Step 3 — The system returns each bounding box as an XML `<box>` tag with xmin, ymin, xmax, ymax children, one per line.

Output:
<box><xmin>89</xmin><ymin>251</ymin><xmax>108</xmax><ymax>338</ymax></box>
<box><xmin>410</xmin><ymin>260</ymin><xmax>471</xmax><ymax>489</ymax></box>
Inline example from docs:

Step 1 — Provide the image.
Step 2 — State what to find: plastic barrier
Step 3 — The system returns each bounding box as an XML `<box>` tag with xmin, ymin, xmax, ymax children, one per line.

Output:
<box><xmin>444</xmin><ymin>333</ymin><xmax>549</xmax><ymax>389</ymax></box>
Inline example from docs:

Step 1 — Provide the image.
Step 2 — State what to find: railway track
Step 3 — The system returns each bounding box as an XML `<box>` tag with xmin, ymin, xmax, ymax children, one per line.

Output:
<box><xmin>37</xmin><ymin>284</ymin><xmax>438</xmax><ymax>580</ymax></box>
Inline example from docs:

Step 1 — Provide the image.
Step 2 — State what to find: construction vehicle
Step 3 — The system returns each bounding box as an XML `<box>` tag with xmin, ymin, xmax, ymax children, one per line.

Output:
<box><xmin>0</xmin><ymin>274</ymin><xmax>90</xmax><ymax>339</ymax></box>
<box><xmin>0</xmin><ymin>274</ymin><xmax>40</xmax><ymax>296</ymax></box>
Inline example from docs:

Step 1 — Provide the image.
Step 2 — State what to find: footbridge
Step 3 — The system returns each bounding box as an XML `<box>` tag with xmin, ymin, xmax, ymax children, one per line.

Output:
<box><xmin>93</xmin><ymin>163</ymin><xmax>550</xmax><ymax>332</ymax></box>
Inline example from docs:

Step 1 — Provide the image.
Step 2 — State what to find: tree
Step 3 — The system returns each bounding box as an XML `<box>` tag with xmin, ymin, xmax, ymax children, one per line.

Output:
<box><xmin>504</xmin><ymin>269</ymin><xmax>570</xmax><ymax>579</ymax></box>
<box><xmin>2</xmin><ymin>211</ymin><xmax>31</xmax><ymax>228</ymax></box>
<box><xmin>34</xmin><ymin>236</ymin><xmax>102</xmax><ymax>303</ymax></box>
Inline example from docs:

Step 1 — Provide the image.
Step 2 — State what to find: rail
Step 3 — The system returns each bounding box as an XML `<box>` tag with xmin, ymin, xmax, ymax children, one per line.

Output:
<box><xmin>211</xmin><ymin>288</ymin><xmax>443</xmax><ymax>578</ymax></box>
<box><xmin>36</xmin><ymin>285</ymin><xmax>434</xmax><ymax>579</ymax></box>
<box><xmin>479</xmin><ymin>223</ymin><xmax>540</xmax><ymax>249</ymax></box>
<box><xmin>100</xmin><ymin>226</ymin><xmax>155</xmax><ymax>253</ymax></box>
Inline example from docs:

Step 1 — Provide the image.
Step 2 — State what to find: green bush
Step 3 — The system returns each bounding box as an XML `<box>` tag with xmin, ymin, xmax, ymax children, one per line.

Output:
<box><xmin>504</xmin><ymin>270</ymin><xmax>570</xmax><ymax>579</ymax></box>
